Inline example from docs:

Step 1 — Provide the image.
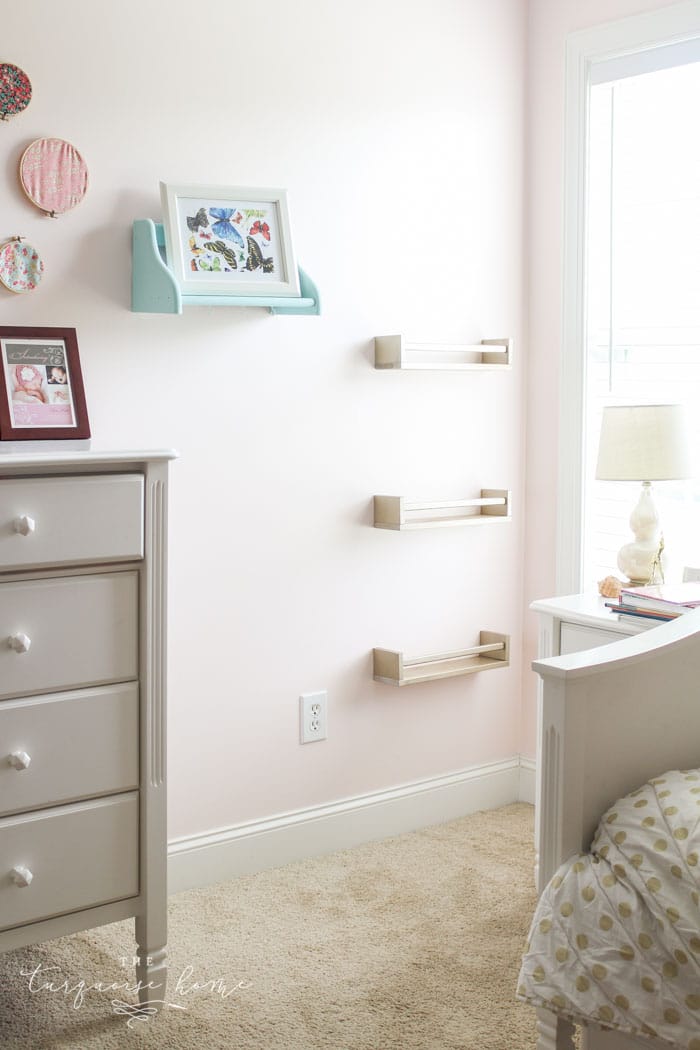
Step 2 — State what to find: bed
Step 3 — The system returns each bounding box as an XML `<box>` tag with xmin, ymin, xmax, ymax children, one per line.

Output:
<box><xmin>519</xmin><ymin>608</ymin><xmax>700</xmax><ymax>1050</ymax></box>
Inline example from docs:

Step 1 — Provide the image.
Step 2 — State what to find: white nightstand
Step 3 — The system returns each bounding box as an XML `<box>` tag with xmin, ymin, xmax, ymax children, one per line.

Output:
<box><xmin>530</xmin><ymin>590</ymin><xmax>655</xmax><ymax>660</ymax></box>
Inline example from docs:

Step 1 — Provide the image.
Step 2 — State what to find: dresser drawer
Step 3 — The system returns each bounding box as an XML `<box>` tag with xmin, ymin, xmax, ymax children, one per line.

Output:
<box><xmin>0</xmin><ymin>572</ymin><xmax>137</xmax><ymax>700</ymax></box>
<box><xmin>0</xmin><ymin>684</ymin><xmax>138</xmax><ymax>817</ymax></box>
<box><xmin>0</xmin><ymin>474</ymin><xmax>143</xmax><ymax>571</ymax></box>
<box><xmin>0</xmin><ymin>793</ymin><xmax>138</xmax><ymax>931</ymax></box>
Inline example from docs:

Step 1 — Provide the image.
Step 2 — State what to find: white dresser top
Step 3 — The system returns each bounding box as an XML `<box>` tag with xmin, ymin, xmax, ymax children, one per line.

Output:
<box><xmin>0</xmin><ymin>445</ymin><xmax>177</xmax><ymax>473</ymax></box>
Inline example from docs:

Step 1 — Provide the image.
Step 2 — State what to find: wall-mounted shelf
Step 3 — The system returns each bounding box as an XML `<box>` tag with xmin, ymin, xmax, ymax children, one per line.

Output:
<box><xmin>373</xmin><ymin>632</ymin><xmax>510</xmax><ymax>686</ymax></box>
<box><xmin>131</xmin><ymin>219</ymin><xmax>320</xmax><ymax>316</ymax></box>
<box><xmin>373</xmin><ymin>489</ymin><xmax>511</xmax><ymax>530</ymax></box>
<box><xmin>374</xmin><ymin>336</ymin><xmax>511</xmax><ymax>370</ymax></box>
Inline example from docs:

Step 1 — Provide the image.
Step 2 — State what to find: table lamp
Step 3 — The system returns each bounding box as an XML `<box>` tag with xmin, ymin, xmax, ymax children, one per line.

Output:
<box><xmin>595</xmin><ymin>404</ymin><xmax>691</xmax><ymax>585</ymax></box>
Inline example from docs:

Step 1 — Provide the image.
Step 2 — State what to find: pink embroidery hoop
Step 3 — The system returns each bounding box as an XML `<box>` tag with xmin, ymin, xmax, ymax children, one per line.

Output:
<box><xmin>19</xmin><ymin>137</ymin><xmax>89</xmax><ymax>217</ymax></box>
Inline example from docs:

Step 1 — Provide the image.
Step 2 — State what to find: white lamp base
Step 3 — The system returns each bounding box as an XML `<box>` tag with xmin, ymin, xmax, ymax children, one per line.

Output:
<box><xmin>616</xmin><ymin>481</ymin><xmax>662</xmax><ymax>586</ymax></box>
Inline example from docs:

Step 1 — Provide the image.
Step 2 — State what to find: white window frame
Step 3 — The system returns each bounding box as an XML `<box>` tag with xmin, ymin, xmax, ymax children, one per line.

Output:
<box><xmin>557</xmin><ymin>0</ymin><xmax>700</xmax><ymax>595</ymax></box>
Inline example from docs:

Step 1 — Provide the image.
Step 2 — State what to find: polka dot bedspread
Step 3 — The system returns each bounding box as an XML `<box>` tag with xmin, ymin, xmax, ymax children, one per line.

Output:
<box><xmin>517</xmin><ymin>769</ymin><xmax>700</xmax><ymax>1047</ymax></box>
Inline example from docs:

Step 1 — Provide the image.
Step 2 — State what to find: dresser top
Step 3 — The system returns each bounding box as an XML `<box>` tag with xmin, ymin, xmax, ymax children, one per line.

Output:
<box><xmin>0</xmin><ymin>447</ymin><xmax>178</xmax><ymax>476</ymax></box>
<box><xmin>0</xmin><ymin>445</ymin><xmax>177</xmax><ymax>470</ymax></box>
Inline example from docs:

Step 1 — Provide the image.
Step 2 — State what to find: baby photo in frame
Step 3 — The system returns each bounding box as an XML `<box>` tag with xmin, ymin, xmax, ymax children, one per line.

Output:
<box><xmin>0</xmin><ymin>326</ymin><xmax>90</xmax><ymax>440</ymax></box>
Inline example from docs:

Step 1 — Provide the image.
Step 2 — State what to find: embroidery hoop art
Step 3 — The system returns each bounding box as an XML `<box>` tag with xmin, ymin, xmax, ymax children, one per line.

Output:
<box><xmin>19</xmin><ymin>138</ymin><xmax>89</xmax><ymax>217</ymax></box>
<box><xmin>0</xmin><ymin>238</ymin><xmax>44</xmax><ymax>294</ymax></box>
<box><xmin>0</xmin><ymin>63</ymin><xmax>31</xmax><ymax>121</ymax></box>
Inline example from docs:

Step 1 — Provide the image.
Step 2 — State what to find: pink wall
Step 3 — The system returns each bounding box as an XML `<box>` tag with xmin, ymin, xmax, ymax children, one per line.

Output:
<box><xmin>5</xmin><ymin>0</ymin><xmax>681</xmax><ymax>831</ymax></box>
<box><xmin>521</xmin><ymin>0</ymin><xmax>684</xmax><ymax>757</ymax></box>
<box><xmin>1</xmin><ymin>0</ymin><xmax>526</xmax><ymax>839</ymax></box>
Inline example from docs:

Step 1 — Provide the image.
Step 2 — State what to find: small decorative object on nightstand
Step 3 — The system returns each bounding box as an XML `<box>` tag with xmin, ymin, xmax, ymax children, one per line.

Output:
<box><xmin>595</xmin><ymin>404</ymin><xmax>691</xmax><ymax>585</ymax></box>
<box><xmin>647</xmin><ymin>534</ymin><xmax>665</xmax><ymax>585</ymax></box>
<box><xmin>597</xmin><ymin>574</ymin><xmax>623</xmax><ymax>598</ymax></box>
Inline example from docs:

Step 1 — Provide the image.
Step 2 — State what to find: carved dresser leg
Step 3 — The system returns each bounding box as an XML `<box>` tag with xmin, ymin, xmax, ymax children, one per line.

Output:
<box><xmin>135</xmin><ymin>460</ymin><xmax>169</xmax><ymax>1015</ymax></box>
<box><xmin>135</xmin><ymin>914</ymin><xmax>167</xmax><ymax>1010</ymax></box>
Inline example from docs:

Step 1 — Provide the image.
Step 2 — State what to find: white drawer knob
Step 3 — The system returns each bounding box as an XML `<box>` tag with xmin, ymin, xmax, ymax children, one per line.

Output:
<box><xmin>8</xmin><ymin>750</ymin><xmax>31</xmax><ymax>770</ymax></box>
<box><xmin>13</xmin><ymin>515</ymin><xmax>36</xmax><ymax>536</ymax></box>
<box><xmin>10</xmin><ymin>865</ymin><xmax>33</xmax><ymax>887</ymax></box>
<box><xmin>8</xmin><ymin>633</ymin><xmax>31</xmax><ymax>654</ymax></box>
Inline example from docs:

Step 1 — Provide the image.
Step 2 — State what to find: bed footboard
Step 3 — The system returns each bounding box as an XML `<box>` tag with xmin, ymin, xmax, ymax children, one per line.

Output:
<box><xmin>534</xmin><ymin>608</ymin><xmax>700</xmax><ymax>893</ymax></box>
<box><xmin>532</xmin><ymin>611</ymin><xmax>700</xmax><ymax>1050</ymax></box>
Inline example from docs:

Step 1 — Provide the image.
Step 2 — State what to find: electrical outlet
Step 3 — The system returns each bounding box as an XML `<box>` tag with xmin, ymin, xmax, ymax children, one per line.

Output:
<box><xmin>299</xmin><ymin>691</ymin><xmax>328</xmax><ymax>744</ymax></box>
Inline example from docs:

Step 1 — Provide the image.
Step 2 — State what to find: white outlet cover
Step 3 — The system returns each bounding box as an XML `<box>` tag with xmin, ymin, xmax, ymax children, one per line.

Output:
<box><xmin>299</xmin><ymin>691</ymin><xmax>328</xmax><ymax>744</ymax></box>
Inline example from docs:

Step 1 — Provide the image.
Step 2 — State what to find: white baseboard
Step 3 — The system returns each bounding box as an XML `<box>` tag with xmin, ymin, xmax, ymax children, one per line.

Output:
<box><xmin>168</xmin><ymin>755</ymin><xmax>534</xmax><ymax>893</ymax></box>
<box><xmin>518</xmin><ymin>756</ymin><xmax>536</xmax><ymax>805</ymax></box>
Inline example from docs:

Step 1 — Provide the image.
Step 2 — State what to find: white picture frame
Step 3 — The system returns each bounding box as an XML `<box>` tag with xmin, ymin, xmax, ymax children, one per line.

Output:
<box><xmin>159</xmin><ymin>183</ymin><xmax>300</xmax><ymax>298</ymax></box>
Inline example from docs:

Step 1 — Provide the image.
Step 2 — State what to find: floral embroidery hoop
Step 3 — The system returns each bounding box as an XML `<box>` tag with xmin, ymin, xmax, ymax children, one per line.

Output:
<box><xmin>19</xmin><ymin>137</ymin><xmax>89</xmax><ymax>217</ymax></box>
<box><xmin>0</xmin><ymin>238</ymin><xmax>44</xmax><ymax>293</ymax></box>
<box><xmin>0</xmin><ymin>63</ymin><xmax>31</xmax><ymax>121</ymax></box>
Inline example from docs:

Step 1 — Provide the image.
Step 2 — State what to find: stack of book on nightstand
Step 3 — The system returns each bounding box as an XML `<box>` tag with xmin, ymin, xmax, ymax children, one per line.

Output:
<box><xmin>605</xmin><ymin>582</ymin><xmax>700</xmax><ymax>622</ymax></box>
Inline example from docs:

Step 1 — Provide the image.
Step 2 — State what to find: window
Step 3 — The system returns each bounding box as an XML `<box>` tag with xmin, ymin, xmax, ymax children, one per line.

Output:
<box><xmin>582</xmin><ymin>56</ymin><xmax>700</xmax><ymax>586</ymax></box>
<box><xmin>549</xmin><ymin>16</ymin><xmax>700</xmax><ymax>593</ymax></box>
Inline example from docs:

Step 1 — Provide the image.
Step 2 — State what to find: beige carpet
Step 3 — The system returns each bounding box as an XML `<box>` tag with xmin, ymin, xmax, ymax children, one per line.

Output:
<box><xmin>0</xmin><ymin>803</ymin><xmax>538</xmax><ymax>1050</ymax></box>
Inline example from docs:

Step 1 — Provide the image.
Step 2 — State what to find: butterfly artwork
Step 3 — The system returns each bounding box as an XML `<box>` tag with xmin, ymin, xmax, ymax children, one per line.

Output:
<box><xmin>249</xmin><ymin>220</ymin><xmax>271</xmax><ymax>242</ymax></box>
<box><xmin>186</xmin><ymin>207</ymin><xmax>208</xmax><ymax>232</ymax></box>
<box><xmin>198</xmin><ymin>255</ymin><xmax>222</xmax><ymax>272</ymax></box>
<box><xmin>161</xmin><ymin>184</ymin><xmax>299</xmax><ymax>296</ymax></box>
<box><xmin>245</xmin><ymin>236</ymin><xmax>274</xmax><ymax>274</ymax></box>
<box><xmin>206</xmin><ymin>240</ymin><xmax>237</xmax><ymax>269</ymax></box>
<box><xmin>209</xmin><ymin>208</ymin><xmax>244</xmax><ymax>247</ymax></box>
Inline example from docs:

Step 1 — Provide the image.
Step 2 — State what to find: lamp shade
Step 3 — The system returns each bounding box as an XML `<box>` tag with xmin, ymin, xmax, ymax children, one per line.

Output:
<box><xmin>595</xmin><ymin>404</ymin><xmax>691</xmax><ymax>481</ymax></box>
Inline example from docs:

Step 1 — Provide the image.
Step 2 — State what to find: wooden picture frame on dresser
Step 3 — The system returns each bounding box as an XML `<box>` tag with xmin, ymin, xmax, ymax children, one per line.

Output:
<box><xmin>0</xmin><ymin>448</ymin><xmax>176</xmax><ymax>1016</ymax></box>
<box><xmin>0</xmin><ymin>327</ymin><xmax>91</xmax><ymax>441</ymax></box>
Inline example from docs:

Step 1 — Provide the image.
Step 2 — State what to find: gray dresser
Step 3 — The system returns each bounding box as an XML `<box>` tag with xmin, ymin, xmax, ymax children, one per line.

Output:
<box><xmin>0</xmin><ymin>449</ymin><xmax>174</xmax><ymax>1011</ymax></box>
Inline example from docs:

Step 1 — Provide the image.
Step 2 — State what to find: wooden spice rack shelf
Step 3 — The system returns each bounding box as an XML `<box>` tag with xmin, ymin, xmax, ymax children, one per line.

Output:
<box><xmin>373</xmin><ymin>490</ymin><xmax>511</xmax><ymax>530</ymax></box>
<box><xmin>374</xmin><ymin>336</ymin><xmax>511</xmax><ymax>370</ymax></box>
<box><xmin>373</xmin><ymin>632</ymin><xmax>510</xmax><ymax>686</ymax></box>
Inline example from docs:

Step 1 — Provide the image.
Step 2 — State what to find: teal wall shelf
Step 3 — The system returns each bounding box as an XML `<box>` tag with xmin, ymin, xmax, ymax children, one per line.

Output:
<box><xmin>131</xmin><ymin>219</ymin><xmax>320</xmax><ymax>316</ymax></box>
